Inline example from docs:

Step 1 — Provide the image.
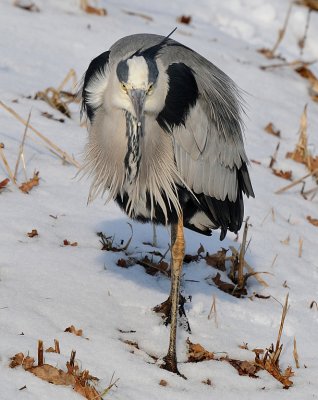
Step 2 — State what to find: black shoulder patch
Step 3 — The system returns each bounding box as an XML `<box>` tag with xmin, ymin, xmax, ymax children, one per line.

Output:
<box><xmin>157</xmin><ymin>63</ymin><xmax>198</xmax><ymax>132</ymax></box>
<box><xmin>81</xmin><ymin>50</ymin><xmax>110</xmax><ymax>122</ymax></box>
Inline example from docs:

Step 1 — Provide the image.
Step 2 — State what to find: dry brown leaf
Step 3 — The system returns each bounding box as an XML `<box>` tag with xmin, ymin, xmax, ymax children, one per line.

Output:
<box><xmin>74</xmin><ymin>382</ymin><xmax>102</xmax><ymax>399</ymax></box>
<box><xmin>258</xmin><ymin>48</ymin><xmax>276</xmax><ymax>59</ymax></box>
<box><xmin>9</xmin><ymin>347</ymin><xmax>101</xmax><ymax>399</ymax></box>
<box><xmin>296</xmin><ymin>0</ymin><xmax>318</xmax><ymax>11</ymax></box>
<box><xmin>31</xmin><ymin>364</ymin><xmax>76</xmax><ymax>385</ymax></box>
<box><xmin>265</xmin><ymin>122</ymin><xmax>281</xmax><ymax>137</ymax></box>
<box><xmin>27</xmin><ymin>229</ymin><xmax>38</xmax><ymax>238</ymax></box>
<box><xmin>63</xmin><ymin>239</ymin><xmax>78</xmax><ymax>246</ymax></box>
<box><xmin>295</xmin><ymin>65</ymin><xmax>318</xmax><ymax>84</ymax></box>
<box><xmin>205</xmin><ymin>248</ymin><xmax>228</xmax><ymax>271</ymax></box>
<box><xmin>14</xmin><ymin>0</ymin><xmax>40</xmax><ymax>12</ymax></box>
<box><xmin>19</xmin><ymin>171</ymin><xmax>40</xmax><ymax>193</ymax></box>
<box><xmin>81</xmin><ymin>1</ymin><xmax>107</xmax><ymax>15</ymax></box>
<box><xmin>187</xmin><ymin>338</ymin><xmax>214</xmax><ymax>362</ymax></box>
<box><xmin>212</xmin><ymin>272</ymin><xmax>247</xmax><ymax>298</ymax></box>
<box><xmin>45</xmin><ymin>347</ymin><xmax>56</xmax><ymax>353</ymax></box>
<box><xmin>9</xmin><ymin>353</ymin><xmax>35</xmax><ymax>370</ymax></box>
<box><xmin>253</xmin><ymin>341</ymin><xmax>294</xmax><ymax>389</ymax></box>
<box><xmin>117</xmin><ymin>258</ymin><xmax>128</xmax><ymax>268</ymax></box>
<box><xmin>183</xmin><ymin>242</ymin><xmax>204</xmax><ymax>263</ymax></box>
<box><xmin>159</xmin><ymin>379</ymin><xmax>168</xmax><ymax>386</ymax></box>
<box><xmin>0</xmin><ymin>178</ymin><xmax>9</xmax><ymax>190</ymax></box>
<box><xmin>280</xmin><ymin>235</ymin><xmax>290</xmax><ymax>245</ymax></box>
<box><xmin>137</xmin><ymin>256</ymin><xmax>169</xmax><ymax>276</ymax></box>
<box><xmin>307</xmin><ymin>215</ymin><xmax>318</xmax><ymax>226</ymax></box>
<box><xmin>177</xmin><ymin>15</ymin><xmax>192</xmax><ymax>24</ymax></box>
<box><xmin>272</xmin><ymin>169</ymin><xmax>292</xmax><ymax>180</ymax></box>
<box><xmin>64</xmin><ymin>325</ymin><xmax>83</xmax><ymax>336</ymax></box>
<box><xmin>227</xmin><ymin>359</ymin><xmax>260</xmax><ymax>378</ymax></box>
<box><xmin>255</xmin><ymin>357</ymin><xmax>294</xmax><ymax>388</ymax></box>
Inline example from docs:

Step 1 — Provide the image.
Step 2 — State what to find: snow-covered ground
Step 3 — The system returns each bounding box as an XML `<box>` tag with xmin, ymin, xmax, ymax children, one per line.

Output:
<box><xmin>1</xmin><ymin>0</ymin><xmax>318</xmax><ymax>399</ymax></box>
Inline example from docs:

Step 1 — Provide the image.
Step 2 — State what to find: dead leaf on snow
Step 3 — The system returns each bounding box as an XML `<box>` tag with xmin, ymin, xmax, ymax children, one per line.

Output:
<box><xmin>9</xmin><ymin>346</ymin><xmax>102</xmax><ymax>399</ymax></box>
<box><xmin>227</xmin><ymin>359</ymin><xmax>260</xmax><ymax>378</ymax></box>
<box><xmin>63</xmin><ymin>239</ymin><xmax>78</xmax><ymax>246</ymax></box>
<box><xmin>31</xmin><ymin>364</ymin><xmax>76</xmax><ymax>385</ymax></box>
<box><xmin>0</xmin><ymin>178</ymin><xmax>10</xmax><ymax>190</ymax></box>
<box><xmin>27</xmin><ymin>229</ymin><xmax>38</xmax><ymax>238</ymax></box>
<box><xmin>159</xmin><ymin>379</ymin><xmax>168</xmax><ymax>386</ymax></box>
<box><xmin>272</xmin><ymin>169</ymin><xmax>292</xmax><ymax>180</ymax></box>
<box><xmin>80</xmin><ymin>0</ymin><xmax>107</xmax><ymax>15</ymax></box>
<box><xmin>9</xmin><ymin>353</ymin><xmax>35</xmax><ymax>370</ymax></box>
<box><xmin>211</xmin><ymin>272</ymin><xmax>247</xmax><ymax>298</ymax></box>
<box><xmin>177</xmin><ymin>15</ymin><xmax>192</xmax><ymax>24</ymax></box>
<box><xmin>14</xmin><ymin>0</ymin><xmax>40</xmax><ymax>12</ymax></box>
<box><xmin>19</xmin><ymin>171</ymin><xmax>40</xmax><ymax>193</ymax></box>
<box><xmin>307</xmin><ymin>215</ymin><xmax>318</xmax><ymax>226</ymax></box>
<box><xmin>184</xmin><ymin>243</ymin><xmax>205</xmax><ymax>263</ymax></box>
<box><xmin>205</xmin><ymin>248</ymin><xmax>228</xmax><ymax>271</ymax></box>
<box><xmin>64</xmin><ymin>325</ymin><xmax>83</xmax><ymax>337</ymax></box>
<box><xmin>296</xmin><ymin>0</ymin><xmax>318</xmax><ymax>12</ymax></box>
<box><xmin>187</xmin><ymin>338</ymin><xmax>214</xmax><ymax>362</ymax></box>
<box><xmin>137</xmin><ymin>256</ymin><xmax>170</xmax><ymax>276</ymax></box>
<box><xmin>265</xmin><ymin>122</ymin><xmax>281</xmax><ymax>137</ymax></box>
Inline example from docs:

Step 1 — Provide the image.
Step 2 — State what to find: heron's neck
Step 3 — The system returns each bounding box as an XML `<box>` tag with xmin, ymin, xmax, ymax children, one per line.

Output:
<box><xmin>124</xmin><ymin>111</ymin><xmax>142</xmax><ymax>184</ymax></box>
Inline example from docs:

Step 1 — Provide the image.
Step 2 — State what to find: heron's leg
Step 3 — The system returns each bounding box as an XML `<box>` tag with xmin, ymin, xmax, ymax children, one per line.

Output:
<box><xmin>162</xmin><ymin>213</ymin><xmax>185</xmax><ymax>376</ymax></box>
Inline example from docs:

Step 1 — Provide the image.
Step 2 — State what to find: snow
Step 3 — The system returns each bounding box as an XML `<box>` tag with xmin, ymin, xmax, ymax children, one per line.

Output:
<box><xmin>1</xmin><ymin>0</ymin><xmax>318</xmax><ymax>399</ymax></box>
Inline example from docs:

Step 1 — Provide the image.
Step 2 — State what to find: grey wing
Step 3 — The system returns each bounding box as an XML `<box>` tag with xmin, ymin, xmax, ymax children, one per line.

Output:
<box><xmin>156</xmin><ymin>41</ymin><xmax>254</xmax><ymax>203</ymax></box>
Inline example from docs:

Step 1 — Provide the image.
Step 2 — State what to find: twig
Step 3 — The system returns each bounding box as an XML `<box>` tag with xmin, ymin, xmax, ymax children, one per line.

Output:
<box><xmin>38</xmin><ymin>340</ymin><xmax>44</xmax><ymax>366</ymax></box>
<box><xmin>269</xmin><ymin>142</ymin><xmax>280</xmax><ymax>169</ymax></box>
<box><xmin>270</xmin><ymin>2</ymin><xmax>293</xmax><ymax>56</ymax></box>
<box><xmin>0</xmin><ymin>143</ymin><xmax>16</xmax><ymax>184</ymax></box>
<box><xmin>230</xmin><ymin>246</ymin><xmax>269</xmax><ymax>287</ymax></box>
<box><xmin>270</xmin><ymin>254</ymin><xmax>278</xmax><ymax>268</ymax></box>
<box><xmin>57</xmin><ymin>68</ymin><xmax>77</xmax><ymax>93</ymax></box>
<box><xmin>260</xmin><ymin>59</ymin><xmax>316</xmax><ymax>70</ymax></box>
<box><xmin>100</xmin><ymin>372</ymin><xmax>120</xmax><ymax>397</ymax></box>
<box><xmin>237</xmin><ymin>217</ymin><xmax>249</xmax><ymax>288</ymax></box>
<box><xmin>275</xmin><ymin>293</ymin><xmax>289</xmax><ymax>355</ymax></box>
<box><xmin>208</xmin><ymin>295</ymin><xmax>218</xmax><ymax>327</ymax></box>
<box><xmin>54</xmin><ymin>339</ymin><xmax>60</xmax><ymax>354</ymax></box>
<box><xmin>299</xmin><ymin>9</ymin><xmax>312</xmax><ymax>55</ymax></box>
<box><xmin>275</xmin><ymin>168</ymin><xmax>318</xmax><ymax>194</ymax></box>
<box><xmin>14</xmin><ymin>110</ymin><xmax>31</xmax><ymax>182</ymax></box>
<box><xmin>0</xmin><ymin>101</ymin><xmax>80</xmax><ymax>168</ymax></box>
<box><xmin>298</xmin><ymin>238</ymin><xmax>303</xmax><ymax>258</ymax></box>
<box><xmin>293</xmin><ymin>337</ymin><xmax>300</xmax><ymax>368</ymax></box>
<box><xmin>69</xmin><ymin>350</ymin><xmax>76</xmax><ymax>367</ymax></box>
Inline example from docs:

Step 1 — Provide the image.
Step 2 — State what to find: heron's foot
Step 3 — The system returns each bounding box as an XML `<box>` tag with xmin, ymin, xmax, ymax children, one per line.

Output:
<box><xmin>153</xmin><ymin>294</ymin><xmax>191</xmax><ymax>333</ymax></box>
<box><xmin>161</xmin><ymin>354</ymin><xmax>187</xmax><ymax>379</ymax></box>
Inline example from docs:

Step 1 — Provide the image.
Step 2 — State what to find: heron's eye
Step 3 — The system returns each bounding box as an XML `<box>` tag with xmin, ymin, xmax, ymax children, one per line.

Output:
<box><xmin>121</xmin><ymin>82</ymin><xmax>128</xmax><ymax>93</ymax></box>
<box><xmin>147</xmin><ymin>83</ymin><xmax>153</xmax><ymax>95</ymax></box>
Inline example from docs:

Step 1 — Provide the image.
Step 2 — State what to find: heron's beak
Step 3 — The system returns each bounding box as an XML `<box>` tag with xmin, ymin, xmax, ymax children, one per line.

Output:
<box><xmin>129</xmin><ymin>89</ymin><xmax>146</xmax><ymax>127</ymax></box>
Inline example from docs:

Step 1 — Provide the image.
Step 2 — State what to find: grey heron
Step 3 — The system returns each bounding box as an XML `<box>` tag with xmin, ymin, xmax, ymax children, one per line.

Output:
<box><xmin>80</xmin><ymin>30</ymin><xmax>254</xmax><ymax>376</ymax></box>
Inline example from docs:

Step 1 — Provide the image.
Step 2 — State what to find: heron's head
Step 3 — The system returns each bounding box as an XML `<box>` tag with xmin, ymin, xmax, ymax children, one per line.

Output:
<box><xmin>115</xmin><ymin>55</ymin><xmax>163</xmax><ymax>124</ymax></box>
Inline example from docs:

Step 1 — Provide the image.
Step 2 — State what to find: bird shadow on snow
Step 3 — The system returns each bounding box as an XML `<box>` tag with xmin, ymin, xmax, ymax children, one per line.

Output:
<box><xmin>93</xmin><ymin>216</ymin><xmax>252</xmax><ymax>309</ymax></box>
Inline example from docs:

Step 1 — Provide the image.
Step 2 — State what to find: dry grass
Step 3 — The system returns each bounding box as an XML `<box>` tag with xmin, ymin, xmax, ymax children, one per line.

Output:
<box><xmin>0</xmin><ymin>100</ymin><xmax>80</xmax><ymax>168</ymax></box>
